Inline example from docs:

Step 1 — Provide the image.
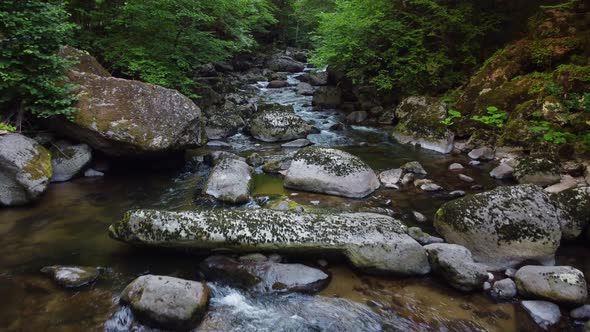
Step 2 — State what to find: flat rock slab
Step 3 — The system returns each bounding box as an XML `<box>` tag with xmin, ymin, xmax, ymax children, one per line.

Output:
<box><xmin>200</xmin><ymin>255</ymin><xmax>330</xmax><ymax>294</ymax></box>
<box><xmin>41</xmin><ymin>265</ymin><xmax>100</xmax><ymax>288</ymax></box>
<box><xmin>120</xmin><ymin>275</ymin><xmax>209</xmax><ymax>331</ymax></box>
<box><xmin>515</xmin><ymin>266</ymin><xmax>588</xmax><ymax>304</ymax></box>
<box><xmin>109</xmin><ymin>209</ymin><xmax>430</xmax><ymax>276</ymax></box>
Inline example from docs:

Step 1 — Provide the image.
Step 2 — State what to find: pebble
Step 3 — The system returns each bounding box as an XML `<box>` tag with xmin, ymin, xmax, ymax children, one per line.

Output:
<box><xmin>483</xmin><ymin>282</ymin><xmax>492</xmax><ymax>291</ymax></box>
<box><xmin>412</xmin><ymin>211</ymin><xmax>427</xmax><ymax>223</ymax></box>
<box><xmin>469</xmin><ymin>160</ymin><xmax>481</xmax><ymax>166</ymax></box>
<box><xmin>505</xmin><ymin>268</ymin><xmax>517</xmax><ymax>278</ymax></box>
<box><xmin>449</xmin><ymin>190</ymin><xmax>466</xmax><ymax>198</ymax></box>
<box><xmin>84</xmin><ymin>168</ymin><xmax>104</xmax><ymax>177</ymax></box>
<box><xmin>458</xmin><ymin>174</ymin><xmax>474</xmax><ymax>183</ymax></box>
<box><xmin>449</xmin><ymin>163</ymin><xmax>464</xmax><ymax>171</ymax></box>
<box><xmin>310</xmin><ymin>200</ymin><xmax>320</xmax><ymax>206</ymax></box>
<box><xmin>491</xmin><ymin>278</ymin><xmax>518</xmax><ymax>301</ymax></box>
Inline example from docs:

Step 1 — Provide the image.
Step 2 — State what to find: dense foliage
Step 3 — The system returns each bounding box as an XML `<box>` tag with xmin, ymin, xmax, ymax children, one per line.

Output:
<box><xmin>0</xmin><ymin>1</ymin><xmax>77</xmax><ymax>125</ymax></box>
<box><xmin>310</xmin><ymin>0</ymin><xmax>506</xmax><ymax>94</ymax></box>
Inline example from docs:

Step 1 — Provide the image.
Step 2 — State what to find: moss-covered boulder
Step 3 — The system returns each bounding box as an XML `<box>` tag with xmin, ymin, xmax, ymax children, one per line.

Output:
<box><xmin>51</xmin><ymin>63</ymin><xmax>206</xmax><ymax>157</ymax></box>
<box><xmin>204</xmin><ymin>107</ymin><xmax>245</xmax><ymax>140</ymax></box>
<box><xmin>50</xmin><ymin>141</ymin><xmax>92</xmax><ymax>183</ymax></box>
<box><xmin>391</xmin><ymin>96</ymin><xmax>454</xmax><ymax>154</ymax></box>
<box><xmin>109</xmin><ymin>209</ymin><xmax>431</xmax><ymax>276</ymax></box>
<box><xmin>434</xmin><ymin>185</ymin><xmax>563</xmax><ymax>271</ymax></box>
<box><xmin>515</xmin><ymin>266</ymin><xmax>587</xmax><ymax>305</ymax></box>
<box><xmin>58</xmin><ymin>46</ymin><xmax>111</xmax><ymax>77</ymax></box>
<box><xmin>0</xmin><ymin>134</ymin><xmax>52</xmax><ymax>206</ymax></box>
<box><xmin>247</xmin><ymin>104</ymin><xmax>316</xmax><ymax>142</ymax></box>
<box><xmin>551</xmin><ymin>186</ymin><xmax>590</xmax><ymax>240</ymax></box>
<box><xmin>284</xmin><ymin>147</ymin><xmax>380</xmax><ymax>198</ymax></box>
<box><xmin>204</xmin><ymin>157</ymin><xmax>252</xmax><ymax>205</ymax></box>
<box><xmin>312</xmin><ymin>86</ymin><xmax>342</xmax><ymax>109</ymax></box>
<box><xmin>514</xmin><ymin>156</ymin><xmax>561</xmax><ymax>186</ymax></box>
<box><xmin>120</xmin><ymin>275</ymin><xmax>209</xmax><ymax>331</ymax></box>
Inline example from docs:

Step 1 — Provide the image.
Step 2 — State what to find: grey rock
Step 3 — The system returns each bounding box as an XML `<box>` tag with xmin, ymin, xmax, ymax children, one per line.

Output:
<box><xmin>483</xmin><ymin>282</ymin><xmax>492</xmax><ymax>291</ymax></box>
<box><xmin>449</xmin><ymin>163</ymin><xmax>464</xmax><ymax>171</ymax></box>
<box><xmin>490</xmin><ymin>163</ymin><xmax>514</xmax><ymax>180</ymax></box>
<box><xmin>571</xmin><ymin>305</ymin><xmax>590</xmax><ymax>320</ymax></box>
<box><xmin>401</xmin><ymin>161</ymin><xmax>427</xmax><ymax>175</ymax></box>
<box><xmin>84</xmin><ymin>168</ymin><xmax>104</xmax><ymax>177</ymax></box>
<box><xmin>408</xmin><ymin>227</ymin><xmax>443</xmax><ymax>245</ymax></box>
<box><xmin>200</xmin><ymin>255</ymin><xmax>330</xmax><ymax>293</ymax></box>
<box><xmin>267</xmin><ymin>80</ymin><xmax>289</xmax><ymax>89</ymax></box>
<box><xmin>110</xmin><ymin>209</ymin><xmax>431</xmax><ymax>276</ymax></box>
<box><xmin>551</xmin><ymin>186</ymin><xmax>590</xmax><ymax>240</ymax></box>
<box><xmin>266</xmin><ymin>55</ymin><xmax>305</xmax><ymax>73</ymax></box>
<box><xmin>246</xmin><ymin>153</ymin><xmax>265</xmax><ymax>167</ymax></box>
<box><xmin>468</xmin><ymin>147</ymin><xmax>495</xmax><ymax>161</ymax></box>
<box><xmin>120</xmin><ymin>275</ymin><xmax>209</xmax><ymax>330</ymax></box>
<box><xmin>281</xmin><ymin>139</ymin><xmax>312</xmax><ymax>148</ymax></box>
<box><xmin>412</xmin><ymin>211</ymin><xmax>428</xmax><ymax>223</ymax></box>
<box><xmin>420</xmin><ymin>182</ymin><xmax>443</xmax><ymax>192</ymax></box>
<box><xmin>401</xmin><ymin>173</ymin><xmax>415</xmax><ymax>186</ymax></box>
<box><xmin>0</xmin><ymin>134</ymin><xmax>52</xmax><ymax>206</ymax></box>
<box><xmin>41</xmin><ymin>265</ymin><xmax>100</xmax><ymax>288</ymax></box>
<box><xmin>284</xmin><ymin>147</ymin><xmax>380</xmax><ymax>198</ymax></box>
<box><xmin>205</xmin><ymin>108</ymin><xmax>245</xmax><ymax>140</ymax></box>
<box><xmin>505</xmin><ymin>268</ymin><xmax>517</xmax><ymax>278</ymax></box>
<box><xmin>379</xmin><ymin>169</ymin><xmax>403</xmax><ymax>188</ymax></box>
<box><xmin>521</xmin><ymin>301</ymin><xmax>561</xmax><ymax>330</ymax></box>
<box><xmin>308</xmin><ymin>71</ymin><xmax>328</xmax><ymax>86</ymax></box>
<box><xmin>424</xmin><ymin>243</ymin><xmax>489</xmax><ymax>292</ymax></box>
<box><xmin>435</xmin><ymin>185</ymin><xmax>563</xmax><ymax>270</ymax></box>
<box><xmin>458</xmin><ymin>174</ymin><xmax>474</xmax><ymax>183</ymax></box>
<box><xmin>248</xmin><ymin>104</ymin><xmax>316</xmax><ymax>142</ymax></box>
<box><xmin>544</xmin><ymin>175</ymin><xmax>577</xmax><ymax>194</ymax></box>
<box><xmin>297</xmin><ymin>82</ymin><xmax>314</xmax><ymax>96</ymax></box>
<box><xmin>206</xmin><ymin>140</ymin><xmax>231</xmax><ymax>148</ymax></box>
<box><xmin>205</xmin><ymin>158</ymin><xmax>252</xmax><ymax>204</ymax></box>
<box><xmin>491</xmin><ymin>278</ymin><xmax>518</xmax><ymax>301</ymax></box>
<box><xmin>449</xmin><ymin>190</ymin><xmax>466</xmax><ymax>198</ymax></box>
<box><xmin>515</xmin><ymin>265</ymin><xmax>588</xmax><ymax>304</ymax></box>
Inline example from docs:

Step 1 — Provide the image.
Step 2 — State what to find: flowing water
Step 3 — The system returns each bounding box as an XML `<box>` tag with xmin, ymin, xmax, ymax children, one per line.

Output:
<box><xmin>0</xmin><ymin>67</ymin><xmax>588</xmax><ymax>331</ymax></box>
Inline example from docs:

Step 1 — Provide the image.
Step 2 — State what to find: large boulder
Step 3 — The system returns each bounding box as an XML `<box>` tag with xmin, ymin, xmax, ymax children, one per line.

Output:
<box><xmin>434</xmin><ymin>185</ymin><xmax>564</xmax><ymax>270</ymax></box>
<box><xmin>109</xmin><ymin>209</ymin><xmax>431</xmax><ymax>276</ymax></box>
<box><xmin>424</xmin><ymin>243</ymin><xmax>488</xmax><ymax>292</ymax></box>
<box><xmin>312</xmin><ymin>86</ymin><xmax>342</xmax><ymax>109</ymax></box>
<box><xmin>515</xmin><ymin>266</ymin><xmax>588</xmax><ymax>304</ymax></box>
<box><xmin>391</xmin><ymin>96</ymin><xmax>454</xmax><ymax>154</ymax></box>
<box><xmin>50</xmin><ymin>141</ymin><xmax>92</xmax><ymax>182</ymax></box>
<box><xmin>266</xmin><ymin>55</ymin><xmax>305</xmax><ymax>73</ymax></box>
<box><xmin>52</xmin><ymin>50</ymin><xmax>206</xmax><ymax>156</ymax></box>
<box><xmin>200</xmin><ymin>255</ymin><xmax>330</xmax><ymax>293</ymax></box>
<box><xmin>551</xmin><ymin>187</ymin><xmax>590</xmax><ymax>240</ymax></box>
<box><xmin>58</xmin><ymin>46</ymin><xmax>111</xmax><ymax>77</ymax></box>
<box><xmin>247</xmin><ymin>104</ymin><xmax>316</xmax><ymax>142</ymax></box>
<box><xmin>284</xmin><ymin>147</ymin><xmax>380</xmax><ymax>198</ymax></box>
<box><xmin>0</xmin><ymin>134</ymin><xmax>52</xmax><ymax>206</ymax></box>
<box><xmin>120</xmin><ymin>275</ymin><xmax>209</xmax><ymax>331</ymax></box>
<box><xmin>204</xmin><ymin>157</ymin><xmax>252</xmax><ymax>205</ymax></box>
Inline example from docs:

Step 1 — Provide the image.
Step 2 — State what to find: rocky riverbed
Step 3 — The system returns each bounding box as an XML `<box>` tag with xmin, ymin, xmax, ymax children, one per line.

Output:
<box><xmin>1</xmin><ymin>49</ymin><xmax>590</xmax><ymax>332</ymax></box>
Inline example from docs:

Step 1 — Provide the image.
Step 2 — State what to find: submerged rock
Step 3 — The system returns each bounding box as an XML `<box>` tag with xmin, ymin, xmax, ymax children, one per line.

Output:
<box><xmin>109</xmin><ymin>209</ymin><xmax>431</xmax><ymax>276</ymax></box>
<box><xmin>391</xmin><ymin>96</ymin><xmax>454</xmax><ymax>154</ymax></box>
<box><xmin>379</xmin><ymin>169</ymin><xmax>403</xmax><ymax>188</ymax></box>
<box><xmin>434</xmin><ymin>185</ymin><xmax>563</xmax><ymax>270</ymax></box>
<box><xmin>0</xmin><ymin>134</ymin><xmax>52</xmax><ymax>206</ymax></box>
<box><xmin>200</xmin><ymin>255</ymin><xmax>330</xmax><ymax>294</ymax></box>
<box><xmin>50</xmin><ymin>142</ymin><xmax>92</xmax><ymax>182</ymax></box>
<box><xmin>521</xmin><ymin>301</ymin><xmax>561</xmax><ymax>330</ymax></box>
<box><xmin>247</xmin><ymin>104</ymin><xmax>316</xmax><ymax>142</ymax></box>
<box><xmin>267</xmin><ymin>80</ymin><xmax>289</xmax><ymax>89</ymax></box>
<box><xmin>515</xmin><ymin>266</ymin><xmax>587</xmax><ymax>304</ymax></box>
<box><xmin>284</xmin><ymin>147</ymin><xmax>380</xmax><ymax>198</ymax></box>
<box><xmin>424</xmin><ymin>243</ymin><xmax>488</xmax><ymax>292</ymax></box>
<box><xmin>281</xmin><ymin>138</ymin><xmax>312</xmax><ymax>148</ymax></box>
<box><xmin>41</xmin><ymin>265</ymin><xmax>100</xmax><ymax>288</ymax></box>
<box><xmin>204</xmin><ymin>158</ymin><xmax>252</xmax><ymax>204</ymax></box>
<box><xmin>120</xmin><ymin>275</ymin><xmax>209</xmax><ymax>331</ymax></box>
<box><xmin>52</xmin><ymin>70</ymin><xmax>206</xmax><ymax>157</ymax></box>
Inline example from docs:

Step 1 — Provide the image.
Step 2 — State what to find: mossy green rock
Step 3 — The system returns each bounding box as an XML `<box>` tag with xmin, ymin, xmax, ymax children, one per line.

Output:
<box><xmin>247</xmin><ymin>104</ymin><xmax>316</xmax><ymax>142</ymax></box>
<box><xmin>52</xmin><ymin>70</ymin><xmax>206</xmax><ymax>157</ymax></box>
<box><xmin>391</xmin><ymin>96</ymin><xmax>454</xmax><ymax>154</ymax></box>
<box><xmin>284</xmin><ymin>147</ymin><xmax>380</xmax><ymax>198</ymax></box>
<box><xmin>551</xmin><ymin>186</ymin><xmax>590</xmax><ymax>240</ymax></box>
<box><xmin>434</xmin><ymin>185</ymin><xmax>563</xmax><ymax>270</ymax></box>
<box><xmin>109</xmin><ymin>209</ymin><xmax>430</xmax><ymax>276</ymax></box>
<box><xmin>205</xmin><ymin>107</ymin><xmax>245</xmax><ymax>140</ymax></box>
<box><xmin>0</xmin><ymin>134</ymin><xmax>52</xmax><ymax>206</ymax></box>
<box><xmin>515</xmin><ymin>266</ymin><xmax>588</xmax><ymax>305</ymax></box>
<box><xmin>514</xmin><ymin>156</ymin><xmax>561</xmax><ymax>187</ymax></box>
<box><xmin>120</xmin><ymin>275</ymin><xmax>209</xmax><ymax>331</ymax></box>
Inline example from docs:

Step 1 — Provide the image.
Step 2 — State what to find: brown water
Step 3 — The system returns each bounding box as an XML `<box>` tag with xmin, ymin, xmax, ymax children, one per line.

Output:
<box><xmin>1</xmin><ymin>144</ymin><xmax>587</xmax><ymax>331</ymax></box>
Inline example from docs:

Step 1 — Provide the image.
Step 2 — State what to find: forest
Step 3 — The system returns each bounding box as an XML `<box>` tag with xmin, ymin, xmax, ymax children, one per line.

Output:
<box><xmin>1</xmin><ymin>1</ymin><xmax>590</xmax><ymax>331</ymax></box>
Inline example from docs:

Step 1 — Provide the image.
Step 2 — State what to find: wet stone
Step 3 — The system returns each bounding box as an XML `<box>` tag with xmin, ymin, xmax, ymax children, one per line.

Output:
<box><xmin>449</xmin><ymin>163</ymin><xmax>464</xmax><ymax>171</ymax></box>
<box><xmin>521</xmin><ymin>301</ymin><xmax>561</xmax><ymax>330</ymax></box>
<box><xmin>571</xmin><ymin>305</ymin><xmax>590</xmax><ymax>321</ymax></box>
<box><xmin>41</xmin><ymin>266</ymin><xmax>100</xmax><ymax>288</ymax></box>
<box><xmin>468</xmin><ymin>147</ymin><xmax>495</xmax><ymax>161</ymax></box>
<box><xmin>491</xmin><ymin>278</ymin><xmax>518</xmax><ymax>301</ymax></box>
<box><xmin>515</xmin><ymin>265</ymin><xmax>588</xmax><ymax>305</ymax></box>
<box><xmin>458</xmin><ymin>174</ymin><xmax>474</xmax><ymax>183</ymax></box>
<box><xmin>401</xmin><ymin>161</ymin><xmax>427</xmax><ymax>176</ymax></box>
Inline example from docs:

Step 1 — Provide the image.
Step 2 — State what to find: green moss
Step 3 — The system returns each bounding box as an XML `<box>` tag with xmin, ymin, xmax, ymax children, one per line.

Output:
<box><xmin>23</xmin><ymin>146</ymin><xmax>52</xmax><ymax>181</ymax></box>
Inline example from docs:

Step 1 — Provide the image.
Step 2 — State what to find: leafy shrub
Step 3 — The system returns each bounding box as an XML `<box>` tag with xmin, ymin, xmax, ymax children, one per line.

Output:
<box><xmin>441</xmin><ymin>110</ymin><xmax>462</xmax><ymax>126</ymax></box>
<box><xmin>0</xmin><ymin>122</ymin><xmax>16</xmax><ymax>132</ymax></box>
<box><xmin>472</xmin><ymin>106</ymin><xmax>508</xmax><ymax>128</ymax></box>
